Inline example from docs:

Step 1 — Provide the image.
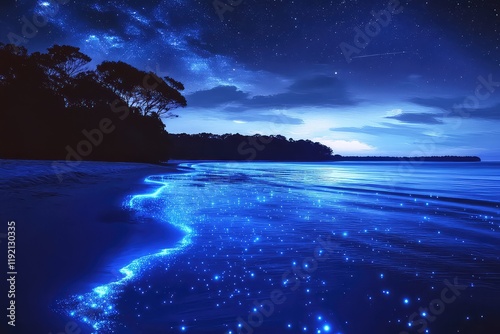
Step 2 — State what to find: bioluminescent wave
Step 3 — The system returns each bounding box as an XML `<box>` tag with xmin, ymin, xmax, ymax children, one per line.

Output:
<box><xmin>57</xmin><ymin>175</ymin><xmax>194</xmax><ymax>333</ymax></box>
<box><xmin>58</xmin><ymin>162</ymin><xmax>500</xmax><ymax>334</ymax></box>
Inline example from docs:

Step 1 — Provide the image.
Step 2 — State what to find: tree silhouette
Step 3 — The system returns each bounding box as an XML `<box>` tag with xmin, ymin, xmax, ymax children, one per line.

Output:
<box><xmin>167</xmin><ymin>133</ymin><xmax>334</xmax><ymax>161</ymax></box>
<box><xmin>0</xmin><ymin>43</ymin><xmax>480</xmax><ymax>164</ymax></box>
<box><xmin>0</xmin><ymin>43</ymin><xmax>186</xmax><ymax>163</ymax></box>
<box><xmin>30</xmin><ymin>45</ymin><xmax>92</xmax><ymax>101</ymax></box>
<box><xmin>38</xmin><ymin>45</ymin><xmax>91</xmax><ymax>79</ymax></box>
<box><xmin>96</xmin><ymin>61</ymin><xmax>186</xmax><ymax>117</ymax></box>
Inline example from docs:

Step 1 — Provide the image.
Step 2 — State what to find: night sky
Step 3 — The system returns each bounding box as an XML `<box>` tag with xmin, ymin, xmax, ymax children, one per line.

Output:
<box><xmin>2</xmin><ymin>0</ymin><xmax>500</xmax><ymax>159</ymax></box>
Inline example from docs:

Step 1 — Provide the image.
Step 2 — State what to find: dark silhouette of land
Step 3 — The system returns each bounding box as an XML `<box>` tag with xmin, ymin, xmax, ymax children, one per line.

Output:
<box><xmin>0</xmin><ymin>43</ymin><xmax>185</xmax><ymax>163</ymax></box>
<box><xmin>0</xmin><ymin>44</ymin><xmax>334</xmax><ymax>163</ymax></box>
<box><xmin>330</xmin><ymin>155</ymin><xmax>481</xmax><ymax>162</ymax></box>
<box><xmin>168</xmin><ymin>133</ymin><xmax>333</xmax><ymax>161</ymax></box>
<box><xmin>167</xmin><ymin>133</ymin><xmax>481</xmax><ymax>162</ymax></box>
<box><xmin>0</xmin><ymin>43</ymin><xmax>482</xmax><ymax>164</ymax></box>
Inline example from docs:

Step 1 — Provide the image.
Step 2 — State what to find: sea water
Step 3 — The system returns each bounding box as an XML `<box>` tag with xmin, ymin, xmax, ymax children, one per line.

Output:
<box><xmin>63</xmin><ymin>161</ymin><xmax>500</xmax><ymax>334</ymax></box>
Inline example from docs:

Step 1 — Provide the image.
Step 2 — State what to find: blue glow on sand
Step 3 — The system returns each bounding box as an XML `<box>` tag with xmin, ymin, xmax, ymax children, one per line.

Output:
<box><xmin>57</xmin><ymin>175</ymin><xmax>193</xmax><ymax>333</ymax></box>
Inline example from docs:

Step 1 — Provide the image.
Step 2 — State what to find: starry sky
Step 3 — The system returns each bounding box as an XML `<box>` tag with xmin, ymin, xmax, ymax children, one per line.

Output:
<box><xmin>2</xmin><ymin>0</ymin><xmax>500</xmax><ymax>159</ymax></box>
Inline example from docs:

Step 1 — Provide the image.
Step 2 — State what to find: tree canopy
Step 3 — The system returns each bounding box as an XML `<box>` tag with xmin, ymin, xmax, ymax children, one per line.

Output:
<box><xmin>167</xmin><ymin>133</ymin><xmax>334</xmax><ymax>161</ymax></box>
<box><xmin>0</xmin><ymin>43</ymin><xmax>337</xmax><ymax>164</ymax></box>
<box><xmin>0</xmin><ymin>43</ymin><xmax>186</xmax><ymax>163</ymax></box>
<box><xmin>96</xmin><ymin>61</ymin><xmax>186</xmax><ymax>117</ymax></box>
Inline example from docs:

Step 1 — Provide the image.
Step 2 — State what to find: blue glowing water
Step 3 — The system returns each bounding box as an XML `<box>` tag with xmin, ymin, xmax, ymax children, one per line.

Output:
<box><xmin>61</xmin><ymin>161</ymin><xmax>500</xmax><ymax>334</ymax></box>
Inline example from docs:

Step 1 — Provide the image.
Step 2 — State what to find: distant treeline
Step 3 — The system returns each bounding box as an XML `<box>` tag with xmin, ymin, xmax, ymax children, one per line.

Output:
<box><xmin>0</xmin><ymin>44</ymin><xmax>186</xmax><ymax>163</ymax></box>
<box><xmin>168</xmin><ymin>133</ymin><xmax>334</xmax><ymax>161</ymax></box>
<box><xmin>330</xmin><ymin>155</ymin><xmax>481</xmax><ymax>162</ymax></box>
<box><xmin>167</xmin><ymin>133</ymin><xmax>481</xmax><ymax>162</ymax></box>
<box><xmin>0</xmin><ymin>44</ymin><xmax>482</xmax><ymax>164</ymax></box>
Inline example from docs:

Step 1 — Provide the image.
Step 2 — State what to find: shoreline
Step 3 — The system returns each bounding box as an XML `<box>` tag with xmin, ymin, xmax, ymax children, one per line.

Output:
<box><xmin>0</xmin><ymin>159</ymin><xmax>186</xmax><ymax>333</ymax></box>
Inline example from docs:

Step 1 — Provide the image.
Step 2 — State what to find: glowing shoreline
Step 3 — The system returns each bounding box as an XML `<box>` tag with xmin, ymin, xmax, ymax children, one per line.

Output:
<box><xmin>59</xmin><ymin>175</ymin><xmax>193</xmax><ymax>333</ymax></box>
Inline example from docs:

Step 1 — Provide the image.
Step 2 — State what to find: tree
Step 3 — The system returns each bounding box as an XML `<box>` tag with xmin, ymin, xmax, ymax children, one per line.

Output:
<box><xmin>0</xmin><ymin>43</ymin><xmax>186</xmax><ymax>163</ymax></box>
<box><xmin>45</xmin><ymin>45</ymin><xmax>91</xmax><ymax>77</ymax></box>
<box><xmin>96</xmin><ymin>61</ymin><xmax>186</xmax><ymax>118</ymax></box>
<box><xmin>66</xmin><ymin>71</ymin><xmax>122</xmax><ymax>110</ymax></box>
<box><xmin>34</xmin><ymin>45</ymin><xmax>91</xmax><ymax>91</ymax></box>
<box><xmin>0</xmin><ymin>44</ymin><xmax>43</xmax><ymax>88</ymax></box>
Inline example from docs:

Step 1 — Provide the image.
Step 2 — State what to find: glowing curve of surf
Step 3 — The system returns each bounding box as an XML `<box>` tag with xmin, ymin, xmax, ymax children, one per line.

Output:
<box><xmin>57</xmin><ymin>175</ymin><xmax>193</xmax><ymax>333</ymax></box>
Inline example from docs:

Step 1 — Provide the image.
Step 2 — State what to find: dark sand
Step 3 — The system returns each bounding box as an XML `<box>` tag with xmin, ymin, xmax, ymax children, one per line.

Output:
<box><xmin>0</xmin><ymin>160</ymin><xmax>184</xmax><ymax>333</ymax></box>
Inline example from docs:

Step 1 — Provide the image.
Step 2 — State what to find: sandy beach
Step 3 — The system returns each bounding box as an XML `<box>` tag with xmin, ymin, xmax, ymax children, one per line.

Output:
<box><xmin>1</xmin><ymin>161</ymin><xmax>500</xmax><ymax>333</ymax></box>
<box><xmin>0</xmin><ymin>160</ymin><xmax>183</xmax><ymax>333</ymax></box>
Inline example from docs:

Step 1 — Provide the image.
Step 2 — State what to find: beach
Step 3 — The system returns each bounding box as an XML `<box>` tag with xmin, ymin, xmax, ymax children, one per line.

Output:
<box><xmin>1</xmin><ymin>160</ymin><xmax>499</xmax><ymax>334</ymax></box>
<box><xmin>0</xmin><ymin>160</ymin><xmax>183</xmax><ymax>333</ymax></box>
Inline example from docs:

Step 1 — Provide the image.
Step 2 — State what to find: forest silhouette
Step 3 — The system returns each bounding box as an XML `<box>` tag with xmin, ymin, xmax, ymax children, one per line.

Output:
<box><xmin>0</xmin><ymin>44</ymin><xmax>480</xmax><ymax>163</ymax></box>
<box><xmin>0</xmin><ymin>43</ymin><xmax>185</xmax><ymax>162</ymax></box>
<box><xmin>0</xmin><ymin>43</ymin><xmax>335</xmax><ymax>163</ymax></box>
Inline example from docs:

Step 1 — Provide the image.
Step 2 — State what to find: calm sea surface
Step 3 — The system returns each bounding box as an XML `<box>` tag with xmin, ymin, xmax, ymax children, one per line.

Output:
<box><xmin>63</xmin><ymin>161</ymin><xmax>500</xmax><ymax>334</ymax></box>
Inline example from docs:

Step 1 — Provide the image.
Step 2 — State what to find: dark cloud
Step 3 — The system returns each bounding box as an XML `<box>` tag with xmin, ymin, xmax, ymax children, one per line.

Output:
<box><xmin>186</xmin><ymin>86</ymin><xmax>249</xmax><ymax>108</ymax></box>
<box><xmin>463</xmin><ymin>104</ymin><xmax>500</xmax><ymax>120</ymax></box>
<box><xmin>386</xmin><ymin>112</ymin><xmax>443</xmax><ymax>124</ymax></box>
<box><xmin>247</xmin><ymin>91</ymin><xmax>355</xmax><ymax>109</ymax></box>
<box><xmin>410</xmin><ymin>97</ymin><xmax>500</xmax><ymax>120</ymax></box>
<box><xmin>409</xmin><ymin>97</ymin><xmax>465</xmax><ymax>110</ymax></box>
<box><xmin>226</xmin><ymin>113</ymin><xmax>304</xmax><ymax>125</ymax></box>
<box><xmin>186</xmin><ymin>75</ymin><xmax>356</xmax><ymax>110</ymax></box>
<box><xmin>331</xmin><ymin>123</ymin><xmax>426</xmax><ymax>137</ymax></box>
<box><xmin>288</xmin><ymin>75</ymin><xmax>344</xmax><ymax>93</ymax></box>
<box><xmin>246</xmin><ymin>75</ymin><xmax>355</xmax><ymax>109</ymax></box>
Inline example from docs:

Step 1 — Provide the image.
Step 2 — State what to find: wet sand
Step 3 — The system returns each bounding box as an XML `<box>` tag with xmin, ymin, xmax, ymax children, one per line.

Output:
<box><xmin>0</xmin><ymin>160</ymin><xmax>183</xmax><ymax>333</ymax></box>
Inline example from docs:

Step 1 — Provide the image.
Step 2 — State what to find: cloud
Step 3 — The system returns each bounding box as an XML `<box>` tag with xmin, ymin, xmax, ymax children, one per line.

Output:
<box><xmin>226</xmin><ymin>113</ymin><xmax>304</xmax><ymax>125</ymax></box>
<box><xmin>186</xmin><ymin>86</ymin><xmax>249</xmax><ymax>108</ymax></box>
<box><xmin>463</xmin><ymin>104</ymin><xmax>500</xmax><ymax>120</ymax></box>
<box><xmin>288</xmin><ymin>75</ymin><xmax>344</xmax><ymax>93</ymax></box>
<box><xmin>410</xmin><ymin>97</ymin><xmax>500</xmax><ymax>121</ymax></box>
<box><xmin>185</xmin><ymin>75</ymin><xmax>357</xmax><ymax>110</ymax></box>
<box><xmin>409</xmin><ymin>97</ymin><xmax>464</xmax><ymax>110</ymax></box>
<box><xmin>386</xmin><ymin>112</ymin><xmax>443</xmax><ymax>124</ymax></box>
<box><xmin>247</xmin><ymin>75</ymin><xmax>356</xmax><ymax>109</ymax></box>
<box><xmin>385</xmin><ymin>108</ymin><xmax>403</xmax><ymax>117</ymax></box>
<box><xmin>408</xmin><ymin>74</ymin><xmax>422</xmax><ymax>81</ymax></box>
<box><xmin>331</xmin><ymin>123</ymin><xmax>425</xmax><ymax>137</ymax></box>
<box><xmin>314</xmin><ymin>138</ymin><xmax>375</xmax><ymax>154</ymax></box>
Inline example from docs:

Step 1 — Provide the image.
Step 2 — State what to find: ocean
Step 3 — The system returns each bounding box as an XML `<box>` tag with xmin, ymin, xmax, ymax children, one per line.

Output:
<box><xmin>59</xmin><ymin>161</ymin><xmax>500</xmax><ymax>334</ymax></box>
